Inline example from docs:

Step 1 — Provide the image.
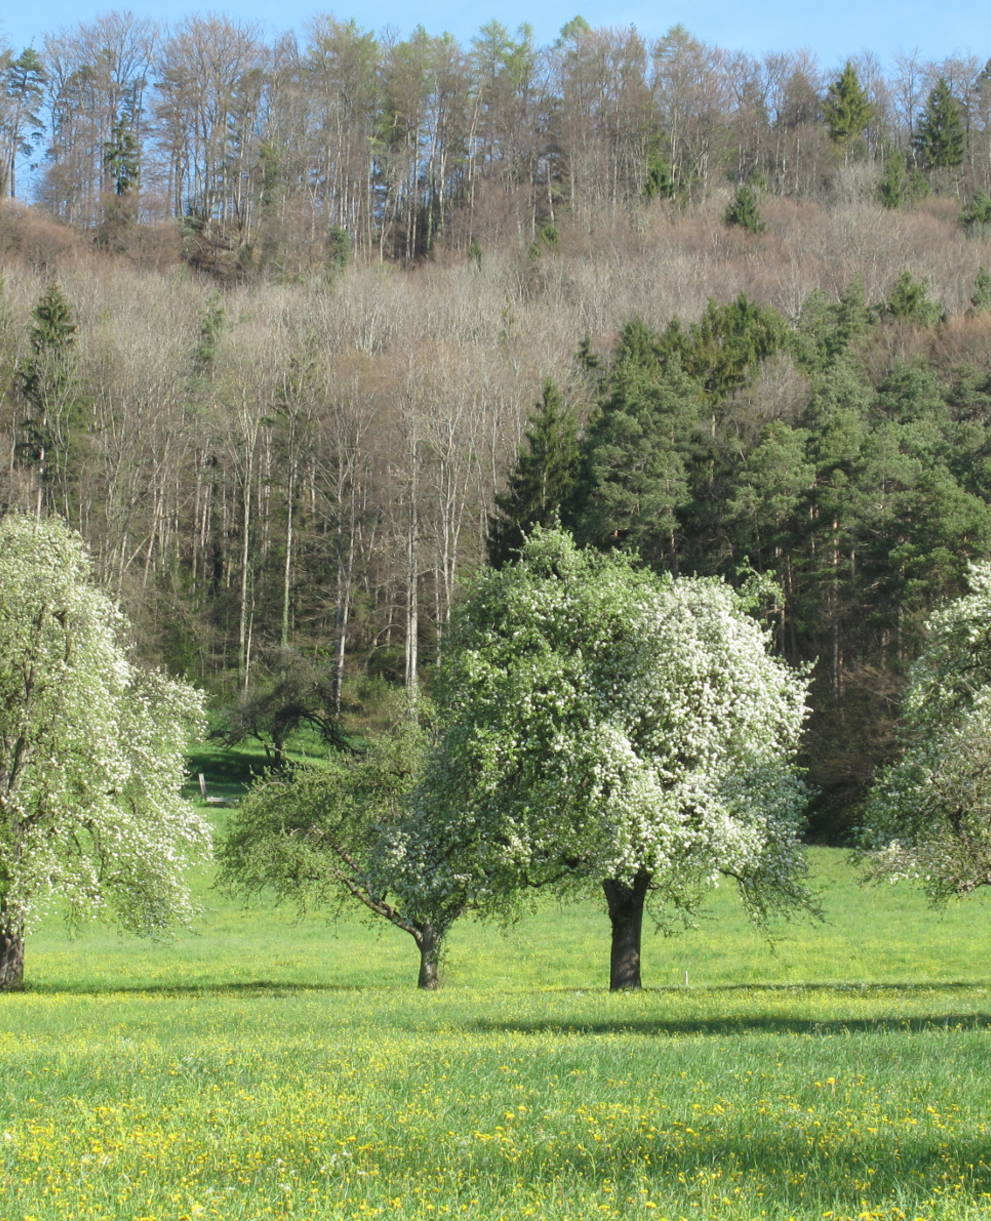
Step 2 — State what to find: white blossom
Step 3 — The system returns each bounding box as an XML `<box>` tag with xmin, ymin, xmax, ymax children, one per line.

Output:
<box><xmin>405</xmin><ymin>527</ymin><xmax>811</xmax><ymax>922</ymax></box>
<box><xmin>0</xmin><ymin>515</ymin><xmax>208</xmax><ymax>948</ymax></box>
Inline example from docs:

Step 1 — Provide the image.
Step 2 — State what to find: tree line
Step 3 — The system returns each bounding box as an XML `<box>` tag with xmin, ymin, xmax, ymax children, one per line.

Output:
<box><xmin>0</xmin><ymin>176</ymin><xmax>990</xmax><ymax>834</ymax></box>
<box><xmin>490</xmin><ymin>278</ymin><xmax>991</xmax><ymax>830</ymax></box>
<box><xmin>2</xmin><ymin>14</ymin><xmax>991</xmax><ymax>274</ymax></box>
<box><xmin>6</xmin><ymin>513</ymin><xmax>989</xmax><ymax>994</ymax></box>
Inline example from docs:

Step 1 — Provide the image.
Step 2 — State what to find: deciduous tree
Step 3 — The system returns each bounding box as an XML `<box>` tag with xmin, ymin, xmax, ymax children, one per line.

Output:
<box><xmin>218</xmin><ymin>708</ymin><xmax>462</xmax><ymax>988</ymax></box>
<box><xmin>861</xmin><ymin>563</ymin><xmax>991</xmax><ymax>901</ymax></box>
<box><xmin>410</xmin><ymin>527</ymin><xmax>811</xmax><ymax>991</ymax></box>
<box><xmin>0</xmin><ymin>514</ymin><xmax>208</xmax><ymax>990</ymax></box>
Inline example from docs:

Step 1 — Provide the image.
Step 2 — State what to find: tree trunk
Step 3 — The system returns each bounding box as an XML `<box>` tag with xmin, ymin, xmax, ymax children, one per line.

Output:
<box><xmin>416</xmin><ymin>924</ymin><xmax>441</xmax><ymax>991</ymax></box>
<box><xmin>602</xmin><ymin>872</ymin><xmax>651</xmax><ymax>991</ymax></box>
<box><xmin>0</xmin><ymin>918</ymin><xmax>24</xmax><ymax>991</ymax></box>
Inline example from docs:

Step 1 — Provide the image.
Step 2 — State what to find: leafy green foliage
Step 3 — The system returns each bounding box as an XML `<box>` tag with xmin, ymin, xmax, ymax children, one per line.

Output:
<box><xmin>970</xmin><ymin>266</ymin><xmax>991</xmax><ymax>314</ymax></box>
<box><xmin>573</xmin><ymin>321</ymin><xmax>702</xmax><ymax>568</ymax></box>
<box><xmin>218</xmin><ymin>706</ymin><xmax>465</xmax><ymax>986</ymax></box>
<box><xmin>214</xmin><ymin>646</ymin><xmax>351</xmax><ymax>769</ymax></box>
<box><xmin>862</xmin><ymin>564</ymin><xmax>991</xmax><ymax>901</ymax></box>
<box><xmin>413</xmin><ymin>528</ymin><xmax>811</xmax><ymax>938</ymax></box>
<box><xmin>0</xmin><ymin>515</ymin><xmax>208</xmax><ymax>985</ymax></box>
<box><xmin>876</xmin><ymin>148</ymin><xmax>928</xmax><ymax>209</ymax></box>
<box><xmin>960</xmin><ymin>192</ymin><xmax>991</xmax><ymax>234</ymax></box>
<box><xmin>326</xmin><ymin>225</ymin><xmax>352</xmax><ymax>274</ymax></box>
<box><xmin>643</xmin><ymin>151</ymin><xmax>676</xmax><ymax>200</ymax></box>
<box><xmin>793</xmin><ymin>282</ymin><xmax>874</xmax><ymax>371</ymax></box>
<box><xmin>16</xmin><ymin>284</ymin><xmax>82</xmax><ymax>506</ymax></box>
<box><xmin>103</xmin><ymin>116</ymin><xmax>140</xmax><ymax>197</ymax></box>
<box><xmin>676</xmin><ymin>295</ymin><xmax>789</xmax><ymax>398</ymax></box>
<box><xmin>526</xmin><ymin>281</ymin><xmax>991</xmax><ymax>838</ymax></box>
<box><xmin>1</xmin><ymin>48</ymin><xmax>45</xmax><ymax>196</ymax></box>
<box><xmin>218</xmin><ymin>714</ymin><xmax>420</xmax><ymax>915</ymax></box>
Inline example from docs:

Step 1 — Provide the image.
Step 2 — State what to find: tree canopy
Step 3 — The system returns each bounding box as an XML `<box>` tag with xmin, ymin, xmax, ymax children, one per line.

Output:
<box><xmin>407</xmin><ymin>527</ymin><xmax>812</xmax><ymax>989</ymax></box>
<box><xmin>861</xmin><ymin>563</ymin><xmax>991</xmax><ymax>901</ymax></box>
<box><xmin>914</xmin><ymin>78</ymin><xmax>966</xmax><ymax>173</ymax></box>
<box><xmin>823</xmin><ymin>63</ymin><xmax>873</xmax><ymax>149</ymax></box>
<box><xmin>218</xmin><ymin>707</ymin><xmax>464</xmax><ymax>988</ymax></box>
<box><xmin>0</xmin><ymin>514</ymin><xmax>208</xmax><ymax>989</ymax></box>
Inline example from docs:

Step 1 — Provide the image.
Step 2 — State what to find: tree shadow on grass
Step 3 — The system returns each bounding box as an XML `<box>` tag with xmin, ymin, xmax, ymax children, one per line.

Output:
<box><xmin>474</xmin><ymin>1012</ymin><xmax>991</xmax><ymax>1036</ymax></box>
<box><xmin>471</xmin><ymin>980</ymin><xmax>991</xmax><ymax>1037</ymax></box>
<box><xmin>24</xmin><ymin>979</ymin><xmax>368</xmax><ymax>998</ymax></box>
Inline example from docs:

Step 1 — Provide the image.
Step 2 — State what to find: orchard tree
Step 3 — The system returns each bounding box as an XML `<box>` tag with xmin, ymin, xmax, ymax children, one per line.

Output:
<box><xmin>410</xmin><ymin>528</ymin><xmax>812</xmax><ymax>991</ymax></box>
<box><xmin>861</xmin><ymin>563</ymin><xmax>991</xmax><ymax>901</ymax></box>
<box><xmin>218</xmin><ymin>709</ymin><xmax>464</xmax><ymax>989</ymax></box>
<box><xmin>0</xmin><ymin>514</ymin><xmax>208</xmax><ymax>990</ymax></box>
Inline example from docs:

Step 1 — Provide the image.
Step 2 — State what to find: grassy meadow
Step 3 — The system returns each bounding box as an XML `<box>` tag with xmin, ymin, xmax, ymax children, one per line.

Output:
<box><xmin>2</xmin><ymin>840</ymin><xmax>991</xmax><ymax>1221</ymax></box>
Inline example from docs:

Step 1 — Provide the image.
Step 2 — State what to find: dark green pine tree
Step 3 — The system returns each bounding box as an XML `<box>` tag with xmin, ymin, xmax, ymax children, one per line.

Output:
<box><xmin>914</xmin><ymin>78</ymin><xmax>966</xmax><ymax>174</ymax></box>
<box><xmin>724</xmin><ymin>183</ymin><xmax>765</xmax><ymax>233</ymax></box>
<box><xmin>104</xmin><ymin>115</ymin><xmax>140</xmax><ymax>197</ymax></box>
<box><xmin>794</xmin><ymin>281</ymin><xmax>874</xmax><ymax>372</ymax></box>
<box><xmin>876</xmin><ymin>148</ymin><xmax>928</xmax><ymax>209</ymax></box>
<box><xmin>682</xmin><ymin>295</ymin><xmax>789</xmax><ymax>399</ymax></box>
<box><xmin>98</xmin><ymin>114</ymin><xmax>141</xmax><ymax>251</ymax></box>
<box><xmin>882</xmin><ymin>270</ymin><xmax>944</xmax><ymax>325</ymax></box>
<box><xmin>960</xmin><ymin>193</ymin><xmax>991</xmax><ymax>234</ymax></box>
<box><xmin>573</xmin><ymin>320</ymin><xmax>703</xmax><ymax>570</ymax></box>
<box><xmin>823</xmin><ymin>62</ymin><xmax>873</xmax><ymax>152</ymax></box>
<box><xmin>487</xmin><ymin>380</ymin><xmax>580</xmax><ymax>567</ymax></box>
<box><xmin>970</xmin><ymin>266</ymin><xmax>991</xmax><ymax>314</ymax></box>
<box><xmin>2</xmin><ymin>48</ymin><xmax>46</xmax><ymax>199</ymax></box>
<box><xmin>17</xmin><ymin>282</ymin><xmax>82</xmax><ymax>516</ymax></box>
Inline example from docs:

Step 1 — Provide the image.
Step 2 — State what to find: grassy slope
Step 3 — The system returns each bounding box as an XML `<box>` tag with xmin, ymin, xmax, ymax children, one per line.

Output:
<box><xmin>2</xmin><ymin>849</ymin><xmax>991</xmax><ymax>1221</ymax></box>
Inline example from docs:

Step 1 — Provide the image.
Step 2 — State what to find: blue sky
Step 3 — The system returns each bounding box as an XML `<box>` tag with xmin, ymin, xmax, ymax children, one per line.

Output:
<box><xmin>1</xmin><ymin>0</ymin><xmax>988</xmax><ymax>70</ymax></box>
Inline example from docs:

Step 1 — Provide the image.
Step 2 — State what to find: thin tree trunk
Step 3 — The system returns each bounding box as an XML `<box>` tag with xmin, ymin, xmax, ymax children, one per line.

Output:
<box><xmin>404</xmin><ymin>476</ymin><xmax>419</xmax><ymax>697</ymax></box>
<box><xmin>0</xmin><ymin>914</ymin><xmax>25</xmax><ymax>991</ymax></box>
<box><xmin>602</xmin><ymin>871</ymin><xmax>651</xmax><ymax>991</ymax></box>
<box><xmin>281</xmin><ymin>458</ymin><xmax>295</xmax><ymax>649</ymax></box>
<box><xmin>238</xmin><ymin>443</ymin><xmax>254</xmax><ymax>691</ymax></box>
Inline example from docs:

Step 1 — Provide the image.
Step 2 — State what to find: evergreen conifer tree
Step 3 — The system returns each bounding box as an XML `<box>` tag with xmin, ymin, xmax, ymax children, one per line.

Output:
<box><xmin>970</xmin><ymin>267</ymin><xmax>991</xmax><ymax>314</ymax></box>
<box><xmin>876</xmin><ymin>148</ymin><xmax>928</xmax><ymax>209</ymax></box>
<box><xmin>574</xmin><ymin>320</ymin><xmax>703</xmax><ymax>569</ymax></box>
<box><xmin>823</xmin><ymin>63</ymin><xmax>873</xmax><ymax>151</ymax></box>
<box><xmin>882</xmin><ymin>270</ymin><xmax>943</xmax><ymax>325</ymax></box>
<box><xmin>16</xmin><ymin>282</ymin><xmax>82</xmax><ymax>516</ymax></box>
<box><xmin>724</xmin><ymin>183</ymin><xmax>765</xmax><ymax>233</ymax></box>
<box><xmin>960</xmin><ymin>193</ymin><xmax>991</xmax><ymax>234</ymax></box>
<box><xmin>487</xmin><ymin>379</ymin><xmax>580</xmax><ymax>567</ymax></box>
<box><xmin>914</xmin><ymin>78</ymin><xmax>966</xmax><ymax>173</ymax></box>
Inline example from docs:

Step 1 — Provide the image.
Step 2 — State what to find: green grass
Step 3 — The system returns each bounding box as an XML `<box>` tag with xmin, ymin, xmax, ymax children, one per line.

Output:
<box><xmin>184</xmin><ymin>723</ymin><xmax>337</xmax><ymax>804</ymax></box>
<box><xmin>3</xmin><ymin>849</ymin><xmax>991</xmax><ymax>1221</ymax></box>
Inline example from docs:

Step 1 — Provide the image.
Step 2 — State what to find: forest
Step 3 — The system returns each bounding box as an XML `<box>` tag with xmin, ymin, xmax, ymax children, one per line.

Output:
<box><xmin>2</xmin><ymin>12</ymin><xmax>991</xmax><ymax>838</ymax></box>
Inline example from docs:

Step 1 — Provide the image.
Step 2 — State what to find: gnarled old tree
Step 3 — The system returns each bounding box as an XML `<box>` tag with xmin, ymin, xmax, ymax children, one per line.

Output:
<box><xmin>410</xmin><ymin>527</ymin><xmax>813</xmax><ymax>990</ymax></box>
